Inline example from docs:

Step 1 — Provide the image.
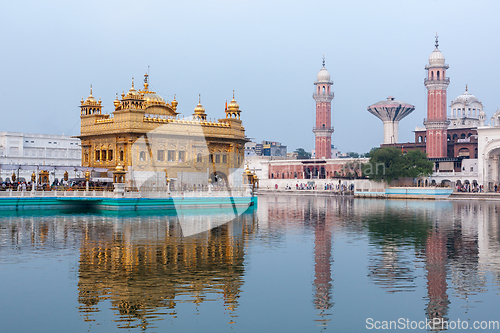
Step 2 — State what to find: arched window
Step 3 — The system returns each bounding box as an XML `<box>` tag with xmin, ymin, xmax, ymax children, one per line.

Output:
<box><xmin>140</xmin><ymin>151</ymin><xmax>146</xmax><ymax>161</ymax></box>
<box><xmin>322</xmin><ymin>86</ymin><xmax>325</xmax><ymax>94</ymax></box>
<box><xmin>447</xmin><ymin>135</ymin><xmax>451</xmax><ymax>141</ymax></box>
<box><xmin>431</xmin><ymin>71</ymin><xmax>434</xmax><ymax>80</ymax></box>
<box><xmin>197</xmin><ymin>153</ymin><xmax>202</xmax><ymax>163</ymax></box>
<box><xmin>461</xmin><ymin>133</ymin><xmax>466</xmax><ymax>139</ymax></box>
<box><xmin>120</xmin><ymin>150</ymin><xmax>124</xmax><ymax>161</ymax></box>
<box><xmin>437</xmin><ymin>71</ymin><xmax>440</xmax><ymax>79</ymax></box>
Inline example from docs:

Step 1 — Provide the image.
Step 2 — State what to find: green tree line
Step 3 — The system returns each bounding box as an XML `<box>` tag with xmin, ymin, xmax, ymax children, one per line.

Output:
<box><xmin>363</xmin><ymin>147</ymin><xmax>433</xmax><ymax>183</ymax></box>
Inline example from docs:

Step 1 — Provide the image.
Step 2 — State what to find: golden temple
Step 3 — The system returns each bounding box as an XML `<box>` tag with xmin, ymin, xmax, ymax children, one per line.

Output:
<box><xmin>78</xmin><ymin>74</ymin><xmax>247</xmax><ymax>188</ymax></box>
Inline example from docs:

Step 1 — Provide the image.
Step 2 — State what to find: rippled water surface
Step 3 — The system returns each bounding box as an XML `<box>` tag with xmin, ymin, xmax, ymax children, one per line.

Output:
<box><xmin>1</xmin><ymin>196</ymin><xmax>500</xmax><ymax>332</ymax></box>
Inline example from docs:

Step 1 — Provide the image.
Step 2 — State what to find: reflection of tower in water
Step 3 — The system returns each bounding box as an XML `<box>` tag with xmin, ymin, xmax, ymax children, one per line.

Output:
<box><xmin>311</xmin><ymin>200</ymin><xmax>334</xmax><ymax>328</ymax></box>
<box><xmin>313</xmin><ymin>213</ymin><xmax>333</xmax><ymax>311</ymax></box>
<box><xmin>425</xmin><ymin>229</ymin><xmax>450</xmax><ymax>327</ymax></box>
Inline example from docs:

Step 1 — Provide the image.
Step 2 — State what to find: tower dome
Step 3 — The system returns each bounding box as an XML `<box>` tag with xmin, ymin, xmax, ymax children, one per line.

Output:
<box><xmin>317</xmin><ymin>67</ymin><xmax>331</xmax><ymax>82</ymax></box>
<box><xmin>429</xmin><ymin>48</ymin><xmax>445</xmax><ymax>66</ymax></box>
<box><xmin>428</xmin><ymin>35</ymin><xmax>447</xmax><ymax>67</ymax></box>
<box><xmin>316</xmin><ymin>56</ymin><xmax>332</xmax><ymax>83</ymax></box>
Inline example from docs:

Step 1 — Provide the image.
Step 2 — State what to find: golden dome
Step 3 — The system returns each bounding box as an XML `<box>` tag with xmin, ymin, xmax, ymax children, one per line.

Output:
<box><xmin>126</xmin><ymin>78</ymin><xmax>140</xmax><ymax>97</ymax></box>
<box><xmin>194</xmin><ymin>95</ymin><xmax>205</xmax><ymax>114</ymax></box>
<box><xmin>143</xmin><ymin>92</ymin><xmax>165</xmax><ymax>104</ymax></box>
<box><xmin>139</xmin><ymin>73</ymin><xmax>167</xmax><ymax>106</ymax></box>
<box><xmin>85</xmin><ymin>85</ymin><xmax>97</xmax><ymax>104</ymax></box>
<box><xmin>113</xmin><ymin>93</ymin><xmax>120</xmax><ymax>108</ymax></box>
<box><xmin>193</xmin><ymin>94</ymin><xmax>207</xmax><ymax>120</ymax></box>
<box><xmin>227</xmin><ymin>91</ymin><xmax>239</xmax><ymax>111</ymax></box>
<box><xmin>171</xmin><ymin>95</ymin><xmax>178</xmax><ymax>110</ymax></box>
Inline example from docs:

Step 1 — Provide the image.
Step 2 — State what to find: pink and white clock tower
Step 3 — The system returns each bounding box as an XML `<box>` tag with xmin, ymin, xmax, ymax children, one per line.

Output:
<box><xmin>313</xmin><ymin>58</ymin><xmax>334</xmax><ymax>159</ymax></box>
<box><xmin>424</xmin><ymin>36</ymin><xmax>450</xmax><ymax>158</ymax></box>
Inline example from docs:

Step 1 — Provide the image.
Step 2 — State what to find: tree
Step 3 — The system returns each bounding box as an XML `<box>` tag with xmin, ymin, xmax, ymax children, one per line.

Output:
<box><xmin>346</xmin><ymin>151</ymin><xmax>360</xmax><ymax>158</ymax></box>
<box><xmin>294</xmin><ymin>148</ymin><xmax>311</xmax><ymax>159</ymax></box>
<box><xmin>401</xmin><ymin>149</ymin><xmax>433</xmax><ymax>178</ymax></box>
<box><xmin>363</xmin><ymin>147</ymin><xmax>404</xmax><ymax>183</ymax></box>
<box><xmin>363</xmin><ymin>147</ymin><xmax>432</xmax><ymax>183</ymax></box>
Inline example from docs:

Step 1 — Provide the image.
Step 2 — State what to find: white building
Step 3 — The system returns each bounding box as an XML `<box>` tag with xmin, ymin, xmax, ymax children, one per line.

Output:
<box><xmin>0</xmin><ymin>132</ymin><xmax>82</xmax><ymax>183</ymax></box>
<box><xmin>428</xmin><ymin>88</ymin><xmax>485</xmax><ymax>188</ymax></box>
<box><xmin>449</xmin><ymin>88</ymin><xmax>486</xmax><ymax>128</ymax></box>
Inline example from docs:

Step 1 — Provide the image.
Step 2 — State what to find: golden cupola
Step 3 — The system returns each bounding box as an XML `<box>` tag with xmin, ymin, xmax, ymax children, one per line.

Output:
<box><xmin>125</xmin><ymin>78</ymin><xmax>141</xmax><ymax>98</ymax></box>
<box><xmin>80</xmin><ymin>85</ymin><xmax>102</xmax><ymax>116</ymax></box>
<box><xmin>119</xmin><ymin>78</ymin><xmax>145</xmax><ymax>110</ymax></box>
<box><xmin>226</xmin><ymin>91</ymin><xmax>241</xmax><ymax>119</ymax></box>
<box><xmin>171</xmin><ymin>95</ymin><xmax>178</xmax><ymax>112</ymax></box>
<box><xmin>139</xmin><ymin>73</ymin><xmax>168</xmax><ymax>107</ymax></box>
<box><xmin>193</xmin><ymin>94</ymin><xmax>207</xmax><ymax>121</ymax></box>
<box><xmin>113</xmin><ymin>93</ymin><xmax>121</xmax><ymax>110</ymax></box>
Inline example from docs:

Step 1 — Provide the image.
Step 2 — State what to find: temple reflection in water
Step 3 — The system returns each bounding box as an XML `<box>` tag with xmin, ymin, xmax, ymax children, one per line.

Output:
<box><xmin>76</xmin><ymin>211</ymin><xmax>257</xmax><ymax>329</ymax></box>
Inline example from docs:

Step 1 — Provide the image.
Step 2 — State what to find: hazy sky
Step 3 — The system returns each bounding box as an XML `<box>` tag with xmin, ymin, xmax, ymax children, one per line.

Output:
<box><xmin>1</xmin><ymin>0</ymin><xmax>499</xmax><ymax>154</ymax></box>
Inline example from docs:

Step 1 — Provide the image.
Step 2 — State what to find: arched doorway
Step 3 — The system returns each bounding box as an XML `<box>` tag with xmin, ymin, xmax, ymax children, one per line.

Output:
<box><xmin>484</xmin><ymin>146</ymin><xmax>500</xmax><ymax>192</ymax></box>
<box><xmin>304</xmin><ymin>167</ymin><xmax>311</xmax><ymax>179</ymax></box>
<box><xmin>320</xmin><ymin>167</ymin><xmax>326</xmax><ymax>179</ymax></box>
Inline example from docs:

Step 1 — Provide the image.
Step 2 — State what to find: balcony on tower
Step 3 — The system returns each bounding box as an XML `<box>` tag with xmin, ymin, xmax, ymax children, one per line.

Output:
<box><xmin>424</xmin><ymin>77</ymin><xmax>450</xmax><ymax>84</ymax></box>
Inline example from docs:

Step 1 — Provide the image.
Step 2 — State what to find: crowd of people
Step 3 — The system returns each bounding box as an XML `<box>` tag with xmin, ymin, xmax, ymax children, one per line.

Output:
<box><xmin>278</xmin><ymin>183</ymin><xmax>355</xmax><ymax>191</ymax></box>
<box><xmin>456</xmin><ymin>183</ymin><xmax>483</xmax><ymax>193</ymax></box>
<box><xmin>0</xmin><ymin>180</ymin><xmax>112</xmax><ymax>191</ymax></box>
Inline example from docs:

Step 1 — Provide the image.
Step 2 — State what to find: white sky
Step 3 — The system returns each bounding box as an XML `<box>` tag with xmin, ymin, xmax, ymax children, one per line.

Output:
<box><xmin>1</xmin><ymin>0</ymin><xmax>499</xmax><ymax>154</ymax></box>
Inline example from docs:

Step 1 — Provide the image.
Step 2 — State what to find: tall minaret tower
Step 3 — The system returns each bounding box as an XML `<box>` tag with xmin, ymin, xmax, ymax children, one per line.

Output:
<box><xmin>313</xmin><ymin>57</ymin><xmax>334</xmax><ymax>159</ymax></box>
<box><xmin>424</xmin><ymin>35</ymin><xmax>450</xmax><ymax>158</ymax></box>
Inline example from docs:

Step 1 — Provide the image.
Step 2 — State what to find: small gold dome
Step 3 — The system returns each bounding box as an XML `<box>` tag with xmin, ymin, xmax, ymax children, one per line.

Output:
<box><xmin>227</xmin><ymin>91</ymin><xmax>239</xmax><ymax>111</ymax></box>
<box><xmin>84</xmin><ymin>85</ymin><xmax>97</xmax><ymax>104</ymax></box>
<box><xmin>172</xmin><ymin>95</ymin><xmax>178</xmax><ymax>109</ymax></box>
<box><xmin>114</xmin><ymin>93</ymin><xmax>120</xmax><ymax>108</ymax></box>
<box><xmin>126</xmin><ymin>78</ymin><xmax>139</xmax><ymax>97</ymax></box>
<box><xmin>194</xmin><ymin>102</ymin><xmax>205</xmax><ymax>114</ymax></box>
<box><xmin>193</xmin><ymin>94</ymin><xmax>207</xmax><ymax>119</ymax></box>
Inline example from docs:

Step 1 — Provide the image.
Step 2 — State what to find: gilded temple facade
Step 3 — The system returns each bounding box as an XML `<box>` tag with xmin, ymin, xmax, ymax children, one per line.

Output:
<box><xmin>78</xmin><ymin>74</ymin><xmax>247</xmax><ymax>189</ymax></box>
